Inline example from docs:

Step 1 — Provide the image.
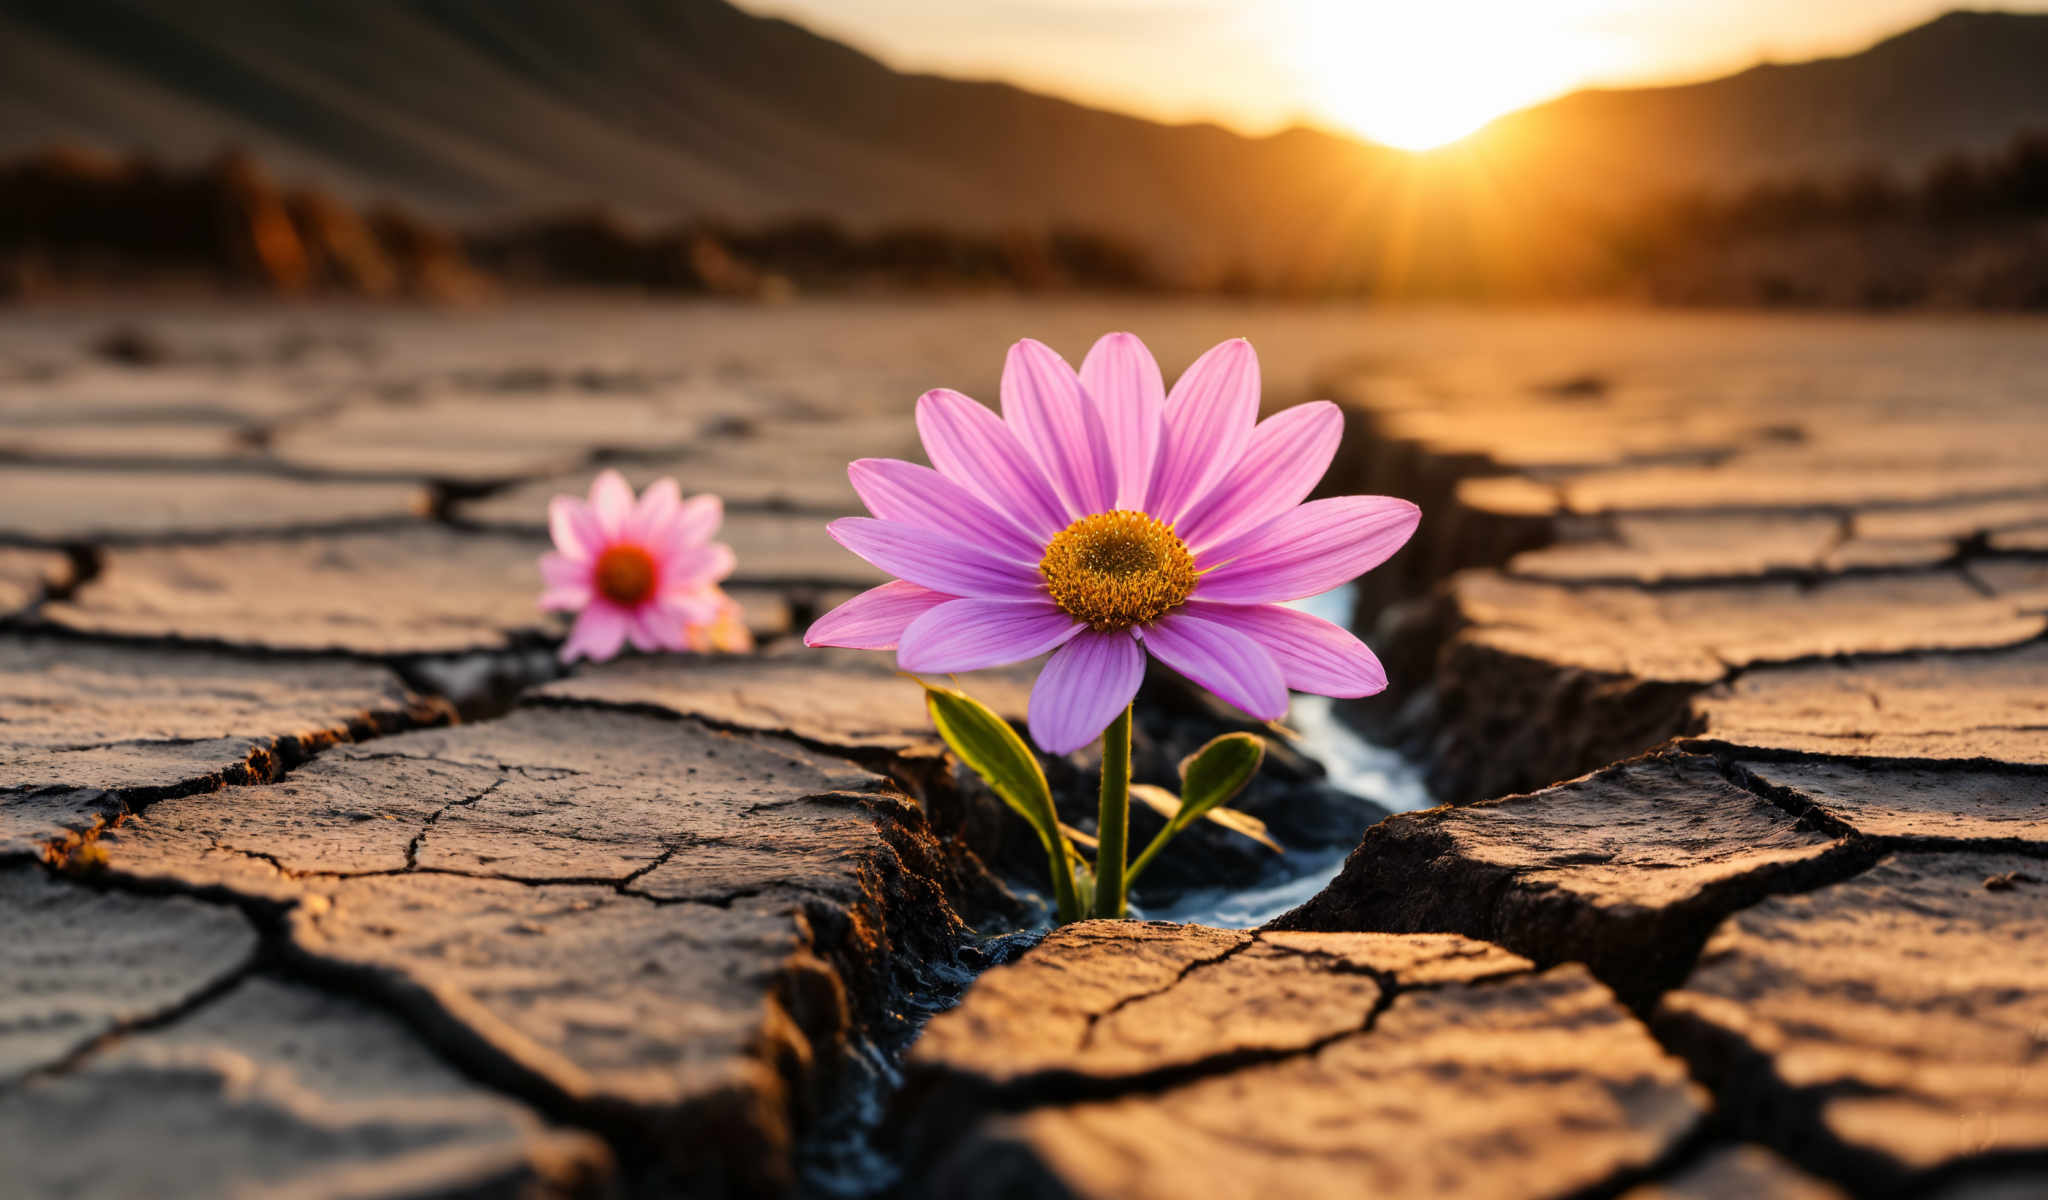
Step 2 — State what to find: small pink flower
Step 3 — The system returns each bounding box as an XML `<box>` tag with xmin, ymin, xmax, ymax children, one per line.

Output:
<box><xmin>804</xmin><ymin>334</ymin><xmax>1419</xmax><ymax>754</ymax></box>
<box><xmin>540</xmin><ymin>469</ymin><xmax>740</xmax><ymax>663</ymax></box>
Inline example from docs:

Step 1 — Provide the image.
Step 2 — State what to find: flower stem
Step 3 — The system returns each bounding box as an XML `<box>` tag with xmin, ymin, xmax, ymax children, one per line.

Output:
<box><xmin>1047</xmin><ymin>838</ymin><xmax>1083</xmax><ymax>925</ymax></box>
<box><xmin>1092</xmin><ymin>705</ymin><xmax>1133</xmax><ymax>919</ymax></box>
<box><xmin>1125</xmin><ymin>823</ymin><xmax>1170</xmax><ymax>889</ymax></box>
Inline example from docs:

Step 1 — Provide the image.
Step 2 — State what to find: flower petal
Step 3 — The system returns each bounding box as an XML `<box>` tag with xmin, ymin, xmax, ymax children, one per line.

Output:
<box><xmin>916</xmin><ymin>388</ymin><xmax>1070</xmax><ymax>540</ymax></box>
<box><xmin>560</xmin><ymin>604</ymin><xmax>629</xmax><ymax>664</ymax></box>
<box><xmin>589</xmin><ymin>469</ymin><xmax>636</xmax><ymax>539</ymax></box>
<box><xmin>1002</xmin><ymin>338</ymin><xmax>1115</xmax><ymax>519</ymax></box>
<box><xmin>671</xmin><ymin>494</ymin><xmax>722</xmax><ymax>548</ymax></box>
<box><xmin>653</xmin><ymin>617</ymin><xmax>695</xmax><ymax>653</ymax></box>
<box><xmin>805</xmin><ymin>581</ymin><xmax>954</xmax><ymax>650</ymax></box>
<box><xmin>627</xmin><ymin>477</ymin><xmax>681</xmax><ymax>544</ymax></box>
<box><xmin>1027</xmin><ymin>630</ymin><xmax>1146</xmax><ymax>755</ymax></box>
<box><xmin>658</xmin><ymin>587</ymin><xmax>724</xmax><ymax>627</ymax></box>
<box><xmin>625</xmin><ymin>606</ymin><xmax>674</xmax><ymax>653</ymax></box>
<box><xmin>538</xmin><ymin>551</ymin><xmax>590</xmax><ymax>611</ymax></box>
<box><xmin>1140</xmin><ymin>611</ymin><xmax>1288</xmax><ymax>720</ymax></box>
<box><xmin>661</xmin><ymin>542</ymin><xmax>736</xmax><ymax>593</ymax></box>
<box><xmin>897</xmin><ymin>597</ymin><xmax>1081</xmax><ymax>673</ymax></box>
<box><xmin>1179</xmin><ymin>401</ymin><xmax>1344</xmax><ymax>552</ymax></box>
<box><xmin>1183</xmin><ymin>601</ymin><xmax>1387</xmax><ymax>697</ymax></box>
<box><xmin>548</xmin><ymin>495</ymin><xmax>603</xmax><ymax>561</ymax></box>
<box><xmin>539</xmin><ymin>551</ymin><xmax>587</xmax><ymax>589</ymax></box>
<box><xmin>829</xmin><ymin>517</ymin><xmax>1043</xmax><ymax>599</ymax></box>
<box><xmin>1080</xmin><ymin>332</ymin><xmax>1165</xmax><ymax>511</ymax></box>
<box><xmin>848</xmin><ymin>458</ymin><xmax>1042</xmax><ymax>563</ymax></box>
<box><xmin>1147</xmin><ymin>338</ymin><xmax>1260</xmax><ymax>524</ymax></box>
<box><xmin>1196</xmin><ymin>496</ymin><xmax>1421</xmax><ymax>604</ymax></box>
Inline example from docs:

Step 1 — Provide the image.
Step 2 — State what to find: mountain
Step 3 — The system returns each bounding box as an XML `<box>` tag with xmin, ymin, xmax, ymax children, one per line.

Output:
<box><xmin>0</xmin><ymin>0</ymin><xmax>1392</xmax><ymax>285</ymax></box>
<box><xmin>1</xmin><ymin>3</ymin><xmax>2045</xmax><ymax>290</ymax></box>
<box><xmin>1468</xmin><ymin>10</ymin><xmax>2048</xmax><ymax>201</ymax></box>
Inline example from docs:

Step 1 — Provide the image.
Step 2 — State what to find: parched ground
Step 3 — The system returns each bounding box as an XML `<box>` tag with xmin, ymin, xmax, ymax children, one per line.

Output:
<box><xmin>0</xmin><ymin>300</ymin><xmax>2043</xmax><ymax>1199</ymax></box>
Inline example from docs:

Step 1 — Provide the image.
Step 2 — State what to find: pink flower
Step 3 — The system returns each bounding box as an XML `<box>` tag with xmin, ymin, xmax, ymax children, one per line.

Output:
<box><xmin>540</xmin><ymin>469</ymin><xmax>742</xmax><ymax>663</ymax></box>
<box><xmin>804</xmin><ymin>334</ymin><xmax>1419</xmax><ymax>753</ymax></box>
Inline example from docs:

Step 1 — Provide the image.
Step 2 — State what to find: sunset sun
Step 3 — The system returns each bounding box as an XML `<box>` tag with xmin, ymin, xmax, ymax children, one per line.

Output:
<box><xmin>1291</xmin><ymin>0</ymin><xmax>1629</xmax><ymax>149</ymax></box>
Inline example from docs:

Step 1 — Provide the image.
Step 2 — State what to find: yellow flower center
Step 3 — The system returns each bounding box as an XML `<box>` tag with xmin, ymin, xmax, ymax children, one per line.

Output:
<box><xmin>593</xmin><ymin>544</ymin><xmax>657</xmax><ymax>608</ymax></box>
<box><xmin>1040</xmin><ymin>510</ymin><xmax>1197</xmax><ymax>631</ymax></box>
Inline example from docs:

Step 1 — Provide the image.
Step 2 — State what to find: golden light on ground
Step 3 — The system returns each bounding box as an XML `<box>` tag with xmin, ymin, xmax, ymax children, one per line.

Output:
<box><xmin>1290</xmin><ymin>0</ymin><xmax>1631</xmax><ymax>150</ymax></box>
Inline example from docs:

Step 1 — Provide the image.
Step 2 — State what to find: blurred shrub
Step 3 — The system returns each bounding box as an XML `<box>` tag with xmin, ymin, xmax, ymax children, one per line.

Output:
<box><xmin>5</xmin><ymin>133</ymin><xmax>2043</xmax><ymax>308</ymax></box>
<box><xmin>1630</xmin><ymin>129</ymin><xmax>2048</xmax><ymax>309</ymax></box>
<box><xmin>472</xmin><ymin>211</ymin><xmax>1160</xmax><ymax>295</ymax></box>
<box><xmin>0</xmin><ymin>146</ymin><xmax>488</xmax><ymax>300</ymax></box>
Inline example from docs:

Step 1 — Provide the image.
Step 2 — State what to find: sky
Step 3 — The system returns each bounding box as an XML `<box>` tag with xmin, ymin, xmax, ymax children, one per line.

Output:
<box><xmin>736</xmin><ymin>1</ymin><xmax>2048</xmax><ymax>149</ymax></box>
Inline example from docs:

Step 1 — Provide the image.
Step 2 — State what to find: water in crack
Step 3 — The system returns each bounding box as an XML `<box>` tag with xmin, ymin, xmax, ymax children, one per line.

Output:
<box><xmin>1144</xmin><ymin>585</ymin><xmax>1432</xmax><ymax>930</ymax></box>
<box><xmin>795</xmin><ymin>586</ymin><xmax>1430</xmax><ymax>1195</ymax></box>
<box><xmin>1138</xmin><ymin>840</ymin><xmax>1366</xmax><ymax>930</ymax></box>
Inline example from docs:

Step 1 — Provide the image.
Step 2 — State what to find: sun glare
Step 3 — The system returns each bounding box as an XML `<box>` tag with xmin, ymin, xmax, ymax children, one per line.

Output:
<box><xmin>1292</xmin><ymin>1</ymin><xmax>1631</xmax><ymax>150</ymax></box>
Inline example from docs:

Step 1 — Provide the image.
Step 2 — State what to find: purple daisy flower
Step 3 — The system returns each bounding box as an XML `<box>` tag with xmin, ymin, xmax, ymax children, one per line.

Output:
<box><xmin>804</xmin><ymin>334</ymin><xmax>1420</xmax><ymax>754</ymax></box>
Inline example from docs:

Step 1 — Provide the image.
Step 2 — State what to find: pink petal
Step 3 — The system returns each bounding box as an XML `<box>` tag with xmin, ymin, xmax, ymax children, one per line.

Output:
<box><xmin>897</xmin><ymin>598</ymin><xmax>1081</xmax><ymax>673</ymax></box>
<box><xmin>1183</xmin><ymin>601</ymin><xmax>1387</xmax><ymax>697</ymax></box>
<box><xmin>588</xmin><ymin>469</ymin><xmax>636</xmax><ymax>539</ymax></box>
<box><xmin>560</xmin><ymin>604</ymin><xmax>630</xmax><ymax>664</ymax></box>
<box><xmin>538</xmin><ymin>551</ymin><xmax>591</xmax><ymax>611</ymax></box>
<box><xmin>1001</xmin><ymin>339</ymin><xmax>1115</xmax><ymax>519</ymax></box>
<box><xmin>1146</xmin><ymin>338</ymin><xmax>1260</xmax><ymax>524</ymax></box>
<box><xmin>916</xmin><ymin>388</ymin><xmax>1070</xmax><ymax>541</ymax></box>
<box><xmin>1026</xmin><ymin>630</ymin><xmax>1145</xmax><ymax>754</ymax></box>
<box><xmin>548</xmin><ymin>495</ymin><xmax>603</xmax><ymax>561</ymax></box>
<box><xmin>671</xmin><ymin>494</ymin><xmax>723</xmax><ymax>547</ymax></box>
<box><xmin>647</xmin><ymin>602</ymin><xmax>704</xmax><ymax>651</ymax></box>
<box><xmin>628</xmin><ymin>603</ymin><xmax>690</xmax><ymax>653</ymax></box>
<box><xmin>661</xmin><ymin>542</ymin><xmax>735</xmax><ymax>592</ymax></box>
<box><xmin>659</xmin><ymin>588</ymin><xmax>724</xmax><ymax>627</ymax></box>
<box><xmin>627</xmin><ymin>477</ymin><xmax>681</xmax><ymax>543</ymax></box>
<box><xmin>848</xmin><ymin>458</ymin><xmax>1042</xmax><ymax>563</ymax></box>
<box><xmin>1195</xmin><ymin>496</ymin><xmax>1420</xmax><ymax>604</ymax></box>
<box><xmin>1140</xmin><ymin>611</ymin><xmax>1288</xmax><ymax>720</ymax></box>
<box><xmin>805</xmin><ymin>581</ymin><xmax>954</xmax><ymax>650</ymax></box>
<box><xmin>1179</xmin><ymin>401</ymin><xmax>1344</xmax><ymax>553</ymax></box>
<box><xmin>539</xmin><ymin>551</ymin><xmax>588</xmax><ymax>590</ymax></box>
<box><xmin>1080</xmin><ymin>332</ymin><xmax>1165</xmax><ymax>511</ymax></box>
<box><xmin>829</xmin><ymin>517</ymin><xmax>1044</xmax><ymax>600</ymax></box>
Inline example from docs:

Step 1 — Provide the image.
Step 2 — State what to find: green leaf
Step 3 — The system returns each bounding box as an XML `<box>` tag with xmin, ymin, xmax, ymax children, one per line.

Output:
<box><xmin>1125</xmin><ymin>733</ymin><xmax>1271</xmax><ymax>886</ymax></box>
<box><xmin>923</xmin><ymin>682</ymin><xmax>1081</xmax><ymax>921</ymax></box>
<box><xmin>1178</xmin><ymin>732</ymin><xmax>1266</xmax><ymax>824</ymax></box>
<box><xmin>925</xmin><ymin>684</ymin><xmax>1060</xmax><ymax>848</ymax></box>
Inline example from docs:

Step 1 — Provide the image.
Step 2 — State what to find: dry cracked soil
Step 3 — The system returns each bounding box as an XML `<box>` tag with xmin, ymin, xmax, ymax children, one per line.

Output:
<box><xmin>0</xmin><ymin>300</ymin><xmax>2043</xmax><ymax>1199</ymax></box>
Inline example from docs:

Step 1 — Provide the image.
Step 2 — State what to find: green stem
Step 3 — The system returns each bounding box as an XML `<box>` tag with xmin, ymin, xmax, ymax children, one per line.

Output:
<box><xmin>1092</xmin><ymin>706</ymin><xmax>1133</xmax><ymax>919</ymax></box>
<box><xmin>1046</xmin><ymin>836</ymin><xmax>1082</xmax><ymax>924</ymax></box>
<box><xmin>1125</xmin><ymin>823</ymin><xmax>1172</xmax><ymax>890</ymax></box>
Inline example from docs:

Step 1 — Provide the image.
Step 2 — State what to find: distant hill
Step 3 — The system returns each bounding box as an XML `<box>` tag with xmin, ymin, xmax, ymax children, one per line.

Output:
<box><xmin>1</xmin><ymin>2</ymin><xmax>2045</xmax><ymax>290</ymax></box>
<box><xmin>1470</xmin><ymin>10</ymin><xmax>2048</xmax><ymax>202</ymax></box>
<box><xmin>0</xmin><ymin>0</ymin><xmax>1392</xmax><ymax>285</ymax></box>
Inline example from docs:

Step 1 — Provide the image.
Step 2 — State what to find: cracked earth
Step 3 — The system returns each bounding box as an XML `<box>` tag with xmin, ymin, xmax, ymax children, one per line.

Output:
<box><xmin>1</xmin><ymin>301</ymin><xmax>2043</xmax><ymax>1199</ymax></box>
